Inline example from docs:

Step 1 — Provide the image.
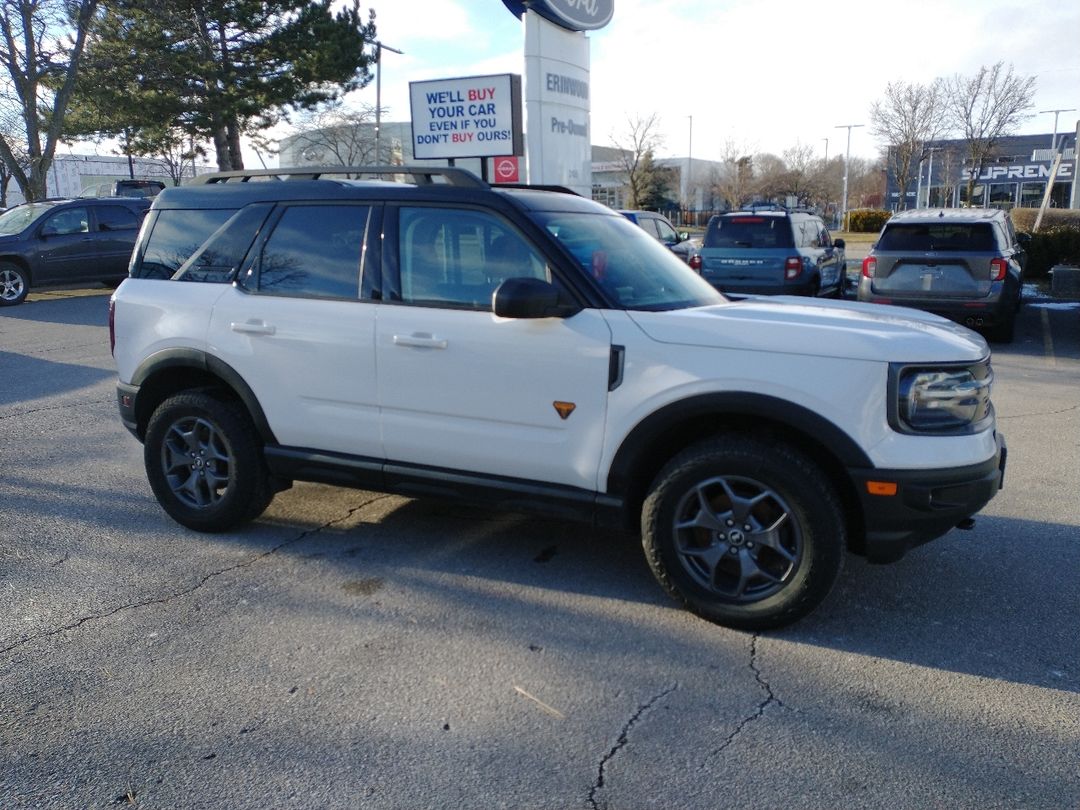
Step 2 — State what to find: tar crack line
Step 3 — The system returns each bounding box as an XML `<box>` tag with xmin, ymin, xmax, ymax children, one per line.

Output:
<box><xmin>588</xmin><ymin>683</ymin><xmax>678</xmax><ymax>810</ymax></box>
<box><xmin>709</xmin><ymin>633</ymin><xmax>783</xmax><ymax>759</ymax></box>
<box><xmin>0</xmin><ymin>494</ymin><xmax>391</xmax><ymax>656</ymax></box>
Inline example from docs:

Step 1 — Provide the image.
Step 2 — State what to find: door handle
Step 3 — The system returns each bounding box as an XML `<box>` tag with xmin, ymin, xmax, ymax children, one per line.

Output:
<box><xmin>393</xmin><ymin>332</ymin><xmax>447</xmax><ymax>349</ymax></box>
<box><xmin>231</xmin><ymin>320</ymin><xmax>276</xmax><ymax>336</ymax></box>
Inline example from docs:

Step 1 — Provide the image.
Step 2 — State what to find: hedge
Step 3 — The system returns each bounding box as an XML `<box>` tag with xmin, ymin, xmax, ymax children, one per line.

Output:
<box><xmin>845</xmin><ymin>209</ymin><xmax>891</xmax><ymax>233</ymax></box>
<box><xmin>1010</xmin><ymin>208</ymin><xmax>1080</xmax><ymax>278</ymax></box>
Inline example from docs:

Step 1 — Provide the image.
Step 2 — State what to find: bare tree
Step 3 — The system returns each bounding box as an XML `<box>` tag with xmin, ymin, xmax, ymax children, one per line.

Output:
<box><xmin>847</xmin><ymin>155</ymin><xmax>887</xmax><ymax>209</ymax></box>
<box><xmin>709</xmin><ymin>137</ymin><xmax>756</xmax><ymax>210</ymax></box>
<box><xmin>0</xmin><ymin>0</ymin><xmax>97</xmax><ymax>201</ymax></box>
<box><xmin>945</xmin><ymin>62</ymin><xmax>1036</xmax><ymax>206</ymax></box>
<box><xmin>288</xmin><ymin>103</ymin><xmax>387</xmax><ymax>167</ymax></box>
<box><xmin>610</xmin><ymin>113</ymin><xmax>665</xmax><ymax>209</ymax></box>
<box><xmin>870</xmin><ymin>79</ymin><xmax>947</xmax><ymax>210</ymax></box>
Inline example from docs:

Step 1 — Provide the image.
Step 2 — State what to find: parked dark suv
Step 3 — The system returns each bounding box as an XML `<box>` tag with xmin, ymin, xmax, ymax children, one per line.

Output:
<box><xmin>857</xmin><ymin>208</ymin><xmax>1029</xmax><ymax>343</ymax></box>
<box><xmin>696</xmin><ymin>206</ymin><xmax>846</xmax><ymax>297</ymax></box>
<box><xmin>0</xmin><ymin>197</ymin><xmax>150</xmax><ymax>306</ymax></box>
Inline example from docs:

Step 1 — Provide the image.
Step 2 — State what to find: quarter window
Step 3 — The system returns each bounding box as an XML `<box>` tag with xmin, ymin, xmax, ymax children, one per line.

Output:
<box><xmin>256</xmin><ymin>204</ymin><xmax>369</xmax><ymax>299</ymax></box>
<box><xmin>137</xmin><ymin>208</ymin><xmax>237</xmax><ymax>279</ymax></box>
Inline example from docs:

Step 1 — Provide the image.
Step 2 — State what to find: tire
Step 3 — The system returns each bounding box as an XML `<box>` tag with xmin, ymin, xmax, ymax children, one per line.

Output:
<box><xmin>144</xmin><ymin>392</ymin><xmax>273</xmax><ymax>532</ymax></box>
<box><xmin>0</xmin><ymin>262</ymin><xmax>29</xmax><ymax>307</ymax></box>
<box><xmin>641</xmin><ymin>435</ymin><xmax>845</xmax><ymax>630</ymax></box>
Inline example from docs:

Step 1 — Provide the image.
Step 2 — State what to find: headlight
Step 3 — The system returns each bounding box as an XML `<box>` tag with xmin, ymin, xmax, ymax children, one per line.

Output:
<box><xmin>892</xmin><ymin>361</ymin><xmax>994</xmax><ymax>434</ymax></box>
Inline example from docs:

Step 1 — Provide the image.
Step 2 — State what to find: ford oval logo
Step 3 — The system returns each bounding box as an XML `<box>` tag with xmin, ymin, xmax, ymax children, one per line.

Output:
<box><xmin>502</xmin><ymin>0</ymin><xmax>613</xmax><ymax>31</ymax></box>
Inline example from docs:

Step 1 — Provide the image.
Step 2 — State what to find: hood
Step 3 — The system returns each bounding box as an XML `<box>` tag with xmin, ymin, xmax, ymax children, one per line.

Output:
<box><xmin>628</xmin><ymin>296</ymin><xmax>988</xmax><ymax>364</ymax></box>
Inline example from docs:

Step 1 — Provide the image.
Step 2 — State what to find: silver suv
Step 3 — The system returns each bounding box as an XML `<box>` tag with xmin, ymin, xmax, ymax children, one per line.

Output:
<box><xmin>857</xmin><ymin>208</ymin><xmax>1029</xmax><ymax>343</ymax></box>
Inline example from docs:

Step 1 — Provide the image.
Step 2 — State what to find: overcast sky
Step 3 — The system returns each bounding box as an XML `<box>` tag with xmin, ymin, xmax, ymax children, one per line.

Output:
<box><xmin>349</xmin><ymin>0</ymin><xmax>1080</xmax><ymax>163</ymax></box>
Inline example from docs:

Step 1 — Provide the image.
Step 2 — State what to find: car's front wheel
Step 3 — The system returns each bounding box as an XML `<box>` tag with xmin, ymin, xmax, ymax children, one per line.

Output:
<box><xmin>0</xmin><ymin>262</ymin><xmax>29</xmax><ymax>306</ymax></box>
<box><xmin>642</xmin><ymin>435</ymin><xmax>845</xmax><ymax>630</ymax></box>
<box><xmin>144</xmin><ymin>392</ymin><xmax>274</xmax><ymax>531</ymax></box>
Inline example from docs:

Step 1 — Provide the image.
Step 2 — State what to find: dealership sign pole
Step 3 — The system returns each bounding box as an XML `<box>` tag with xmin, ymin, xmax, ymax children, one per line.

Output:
<box><xmin>503</xmin><ymin>0</ymin><xmax>613</xmax><ymax>196</ymax></box>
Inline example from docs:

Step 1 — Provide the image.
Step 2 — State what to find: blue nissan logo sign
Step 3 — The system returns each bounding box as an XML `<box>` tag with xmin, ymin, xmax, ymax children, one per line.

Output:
<box><xmin>502</xmin><ymin>0</ymin><xmax>613</xmax><ymax>31</ymax></box>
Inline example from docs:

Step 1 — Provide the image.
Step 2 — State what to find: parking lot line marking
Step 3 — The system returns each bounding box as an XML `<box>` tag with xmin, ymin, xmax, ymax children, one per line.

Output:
<box><xmin>1041</xmin><ymin>308</ymin><xmax>1057</xmax><ymax>368</ymax></box>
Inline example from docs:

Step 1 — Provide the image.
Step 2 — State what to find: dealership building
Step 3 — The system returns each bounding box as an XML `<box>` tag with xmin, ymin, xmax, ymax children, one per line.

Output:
<box><xmin>885</xmin><ymin>131</ymin><xmax>1076</xmax><ymax>210</ymax></box>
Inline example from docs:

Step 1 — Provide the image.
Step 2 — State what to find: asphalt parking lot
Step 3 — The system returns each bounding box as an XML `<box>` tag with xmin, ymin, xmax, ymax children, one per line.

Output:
<box><xmin>2</xmin><ymin>286</ymin><xmax>1078</xmax><ymax>809</ymax></box>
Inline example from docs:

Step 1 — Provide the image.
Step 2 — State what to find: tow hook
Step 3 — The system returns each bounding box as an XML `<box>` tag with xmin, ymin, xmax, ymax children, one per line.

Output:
<box><xmin>955</xmin><ymin>518</ymin><xmax>976</xmax><ymax>531</ymax></box>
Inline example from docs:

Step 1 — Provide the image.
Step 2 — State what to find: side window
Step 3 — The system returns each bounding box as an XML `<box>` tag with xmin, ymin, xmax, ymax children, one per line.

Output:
<box><xmin>816</xmin><ymin>220</ymin><xmax>831</xmax><ymax>248</ymax></box>
<box><xmin>178</xmin><ymin>204</ymin><xmax>273</xmax><ymax>284</ymax></box>
<box><xmin>95</xmin><ymin>205</ymin><xmax>140</xmax><ymax>232</ymax></box>
<box><xmin>136</xmin><ymin>208</ymin><xmax>237</xmax><ymax>279</ymax></box>
<box><xmin>256</xmin><ymin>204</ymin><xmax>369</xmax><ymax>299</ymax></box>
<box><xmin>398</xmin><ymin>207</ymin><xmax>548</xmax><ymax>310</ymax></box>
<box><xmin>654</xmin><ymin>218</ymin><xmax>678</xmax><ymax>243</ymax></box>
<box><xmin>42</xmin><ymin>207</ymin><xmax>89</xmax><ymax>236</ymax></box>
<box><xmin>637</xmin><ymin>216</ymin><xmax>659</xmax><ymax>238</ymax></box>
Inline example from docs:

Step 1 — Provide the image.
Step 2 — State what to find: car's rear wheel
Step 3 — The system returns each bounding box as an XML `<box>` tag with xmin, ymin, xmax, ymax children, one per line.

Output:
<box><xmin>0</xmin><ymin>262</ymin><xmax>29</xmax><ymax>306</ymax></box>
<box><xmin>641</xmin><ymin>435</ymin><xmax>845</xmax><ymax>630</ymax></box>
<box><xmin>144</xmin><ymin>392</ymin><xmax>273</xmax><ymax>531</ymax></box>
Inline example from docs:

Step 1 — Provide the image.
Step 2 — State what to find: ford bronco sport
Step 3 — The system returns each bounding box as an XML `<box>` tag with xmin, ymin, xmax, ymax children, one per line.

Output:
<box><xmin>110</xmin><ymin>167</ymin><xmax>1006</xmax><ymax>630</ymax></box>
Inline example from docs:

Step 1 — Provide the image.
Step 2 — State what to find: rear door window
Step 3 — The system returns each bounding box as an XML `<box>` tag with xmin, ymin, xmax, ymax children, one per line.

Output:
<box><xmin>94</xmin><ymin>205</ymin><xmax>141</xmax><ymax>232</ymax></box>
<box><xmin>252</xmin><ymin>203</ymin><xmax>370</xmax><ymax>299</ymax></box>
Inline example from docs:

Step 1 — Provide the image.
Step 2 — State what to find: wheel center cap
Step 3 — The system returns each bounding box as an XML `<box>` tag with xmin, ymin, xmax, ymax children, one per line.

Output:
<box><xmin>729</xmin><ymin>529</ymin><xmax>745</xmax><ymax>546</ymax></box>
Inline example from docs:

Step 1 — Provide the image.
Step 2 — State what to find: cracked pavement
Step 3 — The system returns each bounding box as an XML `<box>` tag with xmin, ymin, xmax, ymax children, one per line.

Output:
<box><xmin>3</xmin><ymin>292</ymin><xmax>1080</xmax><ymax>808</ymax></box>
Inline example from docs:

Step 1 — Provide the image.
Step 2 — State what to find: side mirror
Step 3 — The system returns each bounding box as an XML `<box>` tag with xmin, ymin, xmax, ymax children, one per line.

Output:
<box><xmin>1016</xmin><ymin>232</ymin><xmax>1032</xmax><ymax>247</ymax></box>
<box><xmin>834</xmin><ymin>238</ymin><xmax>846</xmax><ymax>249</ymax></box>
<box><xmin>678</xmin><ymin>231</ymin><xmax>690</xmax><ymax>242</ymax></box>
<box><xmin>493</xmin><ymin>277</ymin><xmax>579</xmax><ymax>319</ymax></box>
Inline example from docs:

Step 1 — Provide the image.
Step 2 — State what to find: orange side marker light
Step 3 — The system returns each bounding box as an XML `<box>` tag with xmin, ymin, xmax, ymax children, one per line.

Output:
<box><xmin>866</xmin><ymin>481</ymin><xmax>898</xmax><ymax>496</ymax></box>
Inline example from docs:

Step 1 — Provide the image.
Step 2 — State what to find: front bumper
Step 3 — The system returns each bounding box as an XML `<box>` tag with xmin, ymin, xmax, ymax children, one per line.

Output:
<box><xmin>848</xmin><ymin>431</ymin><xmax>1006</xmax><ymax>563</ymax></box>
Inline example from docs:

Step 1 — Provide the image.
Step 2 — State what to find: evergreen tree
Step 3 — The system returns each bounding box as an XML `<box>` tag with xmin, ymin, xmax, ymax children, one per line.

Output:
<box><xmin>68</xmin><ymin>0</ymin><xmax>377</xmax><ymax>170</ymax></box>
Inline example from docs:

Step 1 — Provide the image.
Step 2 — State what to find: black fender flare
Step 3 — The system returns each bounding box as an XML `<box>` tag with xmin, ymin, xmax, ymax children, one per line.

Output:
<box><xmin>130</xmin><ymin>348</ymin><xmax>277</xmax><ymax>444</ymax></box>
<box><xmin>606</xmin><ymin>391</ymin><xmax>872</xmax><ymax>497</ymax></box>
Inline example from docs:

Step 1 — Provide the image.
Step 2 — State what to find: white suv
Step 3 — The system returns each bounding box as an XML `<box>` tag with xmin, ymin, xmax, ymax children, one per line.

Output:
<box><xmin>110</xmin><ymin>167</ymin><xmax>1006</xmax><ymax>630</ymax></box>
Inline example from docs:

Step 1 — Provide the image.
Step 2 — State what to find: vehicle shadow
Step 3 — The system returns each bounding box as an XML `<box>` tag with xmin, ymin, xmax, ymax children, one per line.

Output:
<box><xmin>3</xmin><ymin>466</ymin><xmax>1076</xmax><ymax>698</ymax></box>
<box><xmin>0</xmin><ymin>289</ymin><xmax>112</xmax><ymax>327</ymax></box>
<box><xmin>263</xmin><ymin>490</ymin><xmax>1080</xmax><ymax>696</ymax></box>
<box><xmin>0</xmin><ymin>350</ymin><xmax>113</xmax><ymax>407</ymax></box>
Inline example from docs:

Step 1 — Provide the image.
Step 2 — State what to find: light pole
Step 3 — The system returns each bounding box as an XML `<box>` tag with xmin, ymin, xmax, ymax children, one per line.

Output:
<box><xmin>686</xmin><ymin>115</ymin><xmax>693</xmax><ymax>218</ymax></box>
<box><xmin>821</xmin><ymin>138</ymin><xmax>828</xmax><ymax>162</ymax></box>
<box><xmin>1039</xmin><ymin>108</ymin><xmax>1076</xmax><ymax>152</ymax></box>
<box><xmin>835</xmin><ymin>123</ymin><xmax>864</xmax><ymax>230</ymax></box>
<box><xmin>924</xmin><ymin>147</ymin><xmax>939</xmax><ymax>208</ymax></box>
<box><xmin>374</xmin><ymin>41</ymin><xmax>404</xmax><ymax>165</ymax></box>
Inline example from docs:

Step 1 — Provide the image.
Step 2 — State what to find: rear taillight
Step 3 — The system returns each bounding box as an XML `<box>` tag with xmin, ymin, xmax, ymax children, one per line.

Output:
<box><xmin>862</xmin><ymin>256</ymin><xmax>877</xmax><ymax>278</ymax></box>
<box><xmin>784</xmin><ymin>256</ymin><xmax>802</xmax><ymax>280</ymax></box>
<box><xmin>689</xmin><ymin>254</ymin><xmax>702</xmax><ymax>272</ymax></box>
<box><xmin>108</xmin><ymin>297</ymin><xmax>116</xmax><ymax>356</ymax></box>
<box><xmin>990</xmin><ymin>258</ymin><xmax>1008</xmax><ymax>281</ymax></box>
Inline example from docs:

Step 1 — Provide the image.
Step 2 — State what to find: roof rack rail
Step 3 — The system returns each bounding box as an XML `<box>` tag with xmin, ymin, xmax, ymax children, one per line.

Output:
<box><xmin>187</xmin><ymin>165</ymin><xmax>489</xmax><ymax>189</ymax></box>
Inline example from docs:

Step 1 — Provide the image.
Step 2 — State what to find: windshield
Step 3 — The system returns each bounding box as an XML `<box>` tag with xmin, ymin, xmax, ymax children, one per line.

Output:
<box><xmin>536</xmin><ymin>211</ymin><xmax>723</xmax><ymax>311</ymax></box>
<box><xmin>704</xmin><ymin>215</ymin><xmax>795</xmax><ymax>249</ymax></box>
<box><xmin>0</xmin><ymin>203</ymin><xmax>55</xmax><ymax>236</ymax></box>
